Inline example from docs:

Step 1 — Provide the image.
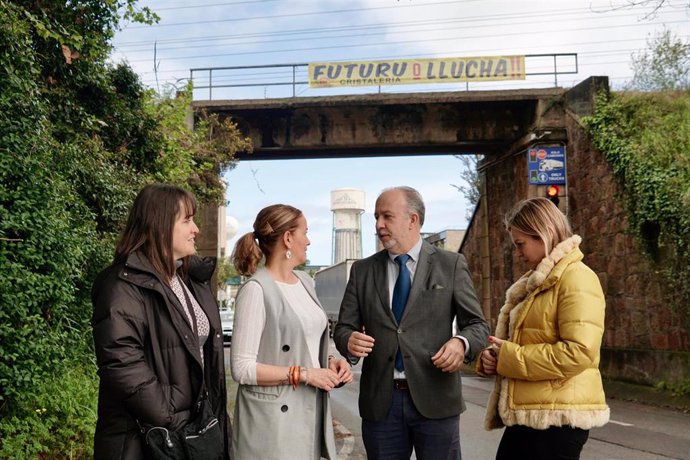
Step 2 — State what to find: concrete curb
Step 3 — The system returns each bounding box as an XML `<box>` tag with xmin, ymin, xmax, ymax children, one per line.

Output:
<box><xmin>603</xmin><ymin>379</ymin><xmax>690</xmax><ymax>413</ymax></box>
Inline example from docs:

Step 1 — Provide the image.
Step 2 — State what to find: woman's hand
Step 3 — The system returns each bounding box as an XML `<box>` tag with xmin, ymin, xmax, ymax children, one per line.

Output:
<box><xmin>304</xmin><ymin>367</ymin><xmax>341</xmax><ymax>392</ymax></box>
<box><xmin>328</xmin><ymin>356</ymin><xmax>353</xmax><ymax>386</ymax></box>
<box><xmin>489</xmin><ymin>336</ymin><xmax>504</xmax><ymax>349</ymax></box>
<box><xmin>480</xmin><ymin>336</ymin><xmax>504</xmax><ymax>376</ymax></box>
<box><xmin>480</xmin><ymin>348</ymin><xmax>498</xmax><ymax>375</ymax></box>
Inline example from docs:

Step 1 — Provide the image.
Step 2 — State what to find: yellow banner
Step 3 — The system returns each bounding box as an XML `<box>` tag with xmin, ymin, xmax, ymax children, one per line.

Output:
<box><xmin>308</xmin><ymin>56</ymin><xmax>525</xmax><ymax>88</ymax></box>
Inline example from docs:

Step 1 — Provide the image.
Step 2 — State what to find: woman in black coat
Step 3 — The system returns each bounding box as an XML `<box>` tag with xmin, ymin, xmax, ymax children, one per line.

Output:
<box><xmin>91</xmin><ymin>183</ymin><xmax>229</xmax><ymax>459</ymax></box>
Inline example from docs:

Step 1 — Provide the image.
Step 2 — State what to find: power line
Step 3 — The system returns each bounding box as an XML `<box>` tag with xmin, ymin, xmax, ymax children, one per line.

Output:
<box><xmin>128</xmin><ymin>0</ymin><xmax>470</xmax><ymax>29</ymax></box>
<box><xmin>117</xmin><ymin>17</ymin><xmax>683</xmax><ymax>58</ymax></box>
<box><xmin>152</xmin><ymin>0</ymin><xmax>278</xmax><ymax>11</ymax></box>
<box><xmin>114</xmin><ymin>1</ymin><xmax>688</xmax><ymax>89</ymax></box>
<box><xmin>116</xmin><ymin>3</ymin><xmax>685</xmax><ymax>48</ymax></box>
<box><xmin>116</xmin><ymin>9</ymin><xmax>676</xmax><ymax>53</ymax></box>
<box><xmin>118</xmin><ymin>6</ymin><xmax>585</xmax><ymax>46</ymax></box>
<box><xmin>118</xmin><ymin>19</ymin><xmax>686</xmax><ymax>65</ymax></box>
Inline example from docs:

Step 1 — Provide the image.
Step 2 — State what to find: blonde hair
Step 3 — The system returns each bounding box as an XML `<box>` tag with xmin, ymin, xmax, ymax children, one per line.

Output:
<box><xmin>504</xmin><ymin>197</ymin><xmax>572</xmax><ymax>255</ymax></box>
<box><xmin>231</xmin><ymin>204</ymin><xmax>302</xmax><ymax>275</ymax></box>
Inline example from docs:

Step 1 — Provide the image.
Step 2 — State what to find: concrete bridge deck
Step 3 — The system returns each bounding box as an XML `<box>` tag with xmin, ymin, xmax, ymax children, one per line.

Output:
<box><xmin>193</xmin><ymin>87</ymin><xmax>568</xmax><ymax>160</ymax></box>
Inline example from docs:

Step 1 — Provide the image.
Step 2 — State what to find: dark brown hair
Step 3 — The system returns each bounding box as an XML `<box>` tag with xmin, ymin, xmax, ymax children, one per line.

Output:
<box><xmin>115</xmin><ymin>183</ymin><xmax>197</xmax><ymax>280</ymax></box>
<box><xmin>232</xmin><ymin>204</ymin><xmax>302</xmax><ymax>276</ymax></box>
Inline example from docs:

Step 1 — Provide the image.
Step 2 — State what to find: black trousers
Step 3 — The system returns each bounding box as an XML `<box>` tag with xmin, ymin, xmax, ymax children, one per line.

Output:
<box><xmin>496</xmin><ymin>425</ymin><xmax>589</xmax><ymax>460</ymax></box>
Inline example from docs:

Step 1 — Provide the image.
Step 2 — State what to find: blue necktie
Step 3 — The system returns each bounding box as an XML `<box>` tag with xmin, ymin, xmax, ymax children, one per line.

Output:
<box><xmin>392</xmin><ymin>254</ymin><xmax>411</xmax><ymax>372</ymax></box>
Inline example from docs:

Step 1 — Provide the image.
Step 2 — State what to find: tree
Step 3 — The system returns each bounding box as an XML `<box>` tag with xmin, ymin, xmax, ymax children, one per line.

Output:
<box><xmin>147</xmin><ymin>83</ymin><xmax>251</xmax><ymax>205</ymax></box>
<box><xmin>0</xmin><ymin>3</ymin><xmax>158</xmax><ymax>457</ymax></box>
<box><xmin>599</xmin><ymin>1</ymin><xmax>689</xmax><ymax>20</ymax></box>
<box><xmin>452</xmin><ymin>154</ymin><xmax>483</xmax><ymax>220</ymax></box>
<box><xmin>629</xmin><ymin>28</ymin><xmax>690</xmax><ymax>91</ymax></box>
<box><xmin>0</xmin><ymin>1</ymin><xmax>250</xmax><ymax>457</ymax></box>
<box><xmin>216</xmin><ymin>256</ymin><xmax>241</xmax><ymax>287</ymax></box>
<box><xmin>295</xmin><ymin>259</ymin><xmax>312</xmax><ymax>273</ymax></box>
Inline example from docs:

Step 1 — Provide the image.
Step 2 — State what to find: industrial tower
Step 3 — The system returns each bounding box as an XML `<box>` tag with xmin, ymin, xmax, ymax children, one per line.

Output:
<box><xmin>330</xmin><ymin>188</ymin><xmax>365</xmax><ymax>264</ymax></box>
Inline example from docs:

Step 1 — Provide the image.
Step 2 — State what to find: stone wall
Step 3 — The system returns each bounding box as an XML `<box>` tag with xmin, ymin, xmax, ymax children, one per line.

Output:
<box><xmin>565</xmin><ymin>113</ymin><xmax>689</xmax><ymax>385</ymax></box>
<box><xmin>462</xmin><ymin>151</ymin><xmax>529</xmax><ymax>332</ymax></box>
<box><xmin>461</xmin><ymin>109</ymin><xmax>689</xmax><ymax>386</ymax></box>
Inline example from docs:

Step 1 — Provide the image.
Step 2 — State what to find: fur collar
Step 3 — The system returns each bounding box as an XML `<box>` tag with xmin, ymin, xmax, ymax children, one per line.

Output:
<box><xmin>495</xmin><ymin>235</ymin><xmax>582</xmax><ymax>340</ymax></box>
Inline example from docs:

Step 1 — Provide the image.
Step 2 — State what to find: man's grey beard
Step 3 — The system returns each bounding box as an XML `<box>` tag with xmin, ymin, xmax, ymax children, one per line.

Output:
<box><xmin>382</xmin><ymin>237</ymin><xmax>397</xmax><ymax>250</ymax></box>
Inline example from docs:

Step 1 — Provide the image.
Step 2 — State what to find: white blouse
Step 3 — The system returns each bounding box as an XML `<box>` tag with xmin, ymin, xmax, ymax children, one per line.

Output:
<box><xmin>230</xmin><ymin>278</ymin><xmax>327</xmax><ymax>385</ymax></box>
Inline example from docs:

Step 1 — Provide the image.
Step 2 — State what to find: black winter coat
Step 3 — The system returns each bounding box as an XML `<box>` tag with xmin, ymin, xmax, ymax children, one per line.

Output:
<box><xmin>91</xmin><ymin>253</ymin><xmax>228</xmax><ymax>460</ymax></box>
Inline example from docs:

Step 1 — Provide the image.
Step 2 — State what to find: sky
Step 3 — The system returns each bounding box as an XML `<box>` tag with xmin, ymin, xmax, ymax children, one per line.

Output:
<box><xmin>111</xmin><ymin>0</ymin><xmax>690</xmax><ymax>265</ymax></box>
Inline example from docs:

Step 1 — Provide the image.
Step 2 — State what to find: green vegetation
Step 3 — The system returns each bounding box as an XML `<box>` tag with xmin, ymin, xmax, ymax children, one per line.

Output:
<box><xmin>0</xmin><ymin>1</ymin><xmax>249</xmax><ymax>457</ymax></box>
<box><xmin>585</xmin><ymin>27</ymin><xmax>690</xmax><ymax>319</ymax></box>
<box><xmin>584</xmin><ymin>90</ymin><xmax>690</xmax><ymax>316</ymax></box>
<box><xmin>655</xmin><ymin>378</ymin><xmax>690</xmax><ymax>397</ymax></box>
<box><xmin>217</xmin><ymin>256</ymin><xmax>242</xmax><ymax>287</ymax></box>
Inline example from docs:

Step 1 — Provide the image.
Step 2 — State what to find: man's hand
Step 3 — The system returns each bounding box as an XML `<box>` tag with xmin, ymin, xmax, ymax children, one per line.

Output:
<box><xmin>347</xmin><ymin>331</ymin><xmax>375</xmax><ymax>358</ymax></box>
<box><xmin>431</xmin><ymin>337</ymin><xmax>466</xmax><ymax>373</ymax></box>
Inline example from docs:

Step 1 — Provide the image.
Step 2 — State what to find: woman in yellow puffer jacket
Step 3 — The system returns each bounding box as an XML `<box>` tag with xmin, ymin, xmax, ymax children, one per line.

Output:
<box><xmin>477</xmin><ymin>197</ymin><xmax>609</xmax><ymax>460</ymax></box>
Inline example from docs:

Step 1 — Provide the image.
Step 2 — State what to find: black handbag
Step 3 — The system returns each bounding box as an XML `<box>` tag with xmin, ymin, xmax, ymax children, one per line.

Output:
<box><xmin>143</xmin><ymin>397</ymin><xmax>223</xmax><ymax>460</ymax></box>
<box><xmin>140</xmin><ymin>284</ymin><xmax>224</xmax><ymax>460</ymax></box>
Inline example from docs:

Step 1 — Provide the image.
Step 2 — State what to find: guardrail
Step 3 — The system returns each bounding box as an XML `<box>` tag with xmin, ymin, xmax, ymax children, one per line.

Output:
<box><xmin>190</xmin><ymin>53</ymin><xmax>577</xmax><ymax>100</ymax></box>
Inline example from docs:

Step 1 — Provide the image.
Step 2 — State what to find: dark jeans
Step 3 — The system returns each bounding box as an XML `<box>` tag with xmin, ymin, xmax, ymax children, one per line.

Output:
<box><xmin>496</xmin><ymin>424</ymin><xmax>589</xmax><ymax>460</ymax></box>
<box><xmin>362</xmin><ymin>387</ymin><xmax>461</xmax><ymax>460</ymax></box>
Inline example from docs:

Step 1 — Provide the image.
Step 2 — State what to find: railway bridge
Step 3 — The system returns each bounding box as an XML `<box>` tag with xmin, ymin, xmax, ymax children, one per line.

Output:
<box><xmin>192</xmin><ymin>76</ymin><xmax>689</xmax><ymax>389</ymax></box>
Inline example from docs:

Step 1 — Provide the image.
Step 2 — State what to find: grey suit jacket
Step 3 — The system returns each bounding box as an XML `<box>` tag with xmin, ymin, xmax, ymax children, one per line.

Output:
<box><xmin>333</xmin><ymin>241</ymin><xmax>489</xmax><ymax>421</ymax></box>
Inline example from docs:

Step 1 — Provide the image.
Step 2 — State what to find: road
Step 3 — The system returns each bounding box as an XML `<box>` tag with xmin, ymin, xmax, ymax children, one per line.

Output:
<box><xmin>225</xmin><ymin>345</ymin><xmax>690</xmax><ymax>459</ymax></box>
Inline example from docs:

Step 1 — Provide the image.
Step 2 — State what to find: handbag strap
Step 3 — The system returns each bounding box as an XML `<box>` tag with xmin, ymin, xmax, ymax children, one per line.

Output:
<box><xmin>180</xmin><ymin>281</ymin><xmax>209</xmax><ymax>413</ymax></box>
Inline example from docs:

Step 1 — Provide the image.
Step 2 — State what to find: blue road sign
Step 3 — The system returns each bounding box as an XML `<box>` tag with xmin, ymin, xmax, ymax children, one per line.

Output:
<box><xmin>528</xmin><ymin>146</ymin><xmax>566</xmax><ymax>185</ymax></box>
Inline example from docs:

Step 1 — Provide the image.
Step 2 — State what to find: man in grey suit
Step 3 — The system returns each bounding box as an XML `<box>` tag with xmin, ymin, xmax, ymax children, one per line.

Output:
<box><xmin>334</xmin><ymin>186</ymin><xmax>489</xmax><ymax>460</ymax></box>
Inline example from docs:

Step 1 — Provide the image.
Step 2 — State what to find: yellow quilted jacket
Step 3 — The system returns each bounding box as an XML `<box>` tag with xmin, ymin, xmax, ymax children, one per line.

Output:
<box><xmin>479</xmin><ymin>235</ymin><xmax>610</xmax><ymax>430</ymax></box>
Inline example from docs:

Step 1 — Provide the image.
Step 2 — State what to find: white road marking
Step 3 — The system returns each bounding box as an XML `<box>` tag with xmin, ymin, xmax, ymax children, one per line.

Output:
<box><xmin>608</xmin><ymin>419</ymin><xmax>634</xmax><ymax>427</ymax></box>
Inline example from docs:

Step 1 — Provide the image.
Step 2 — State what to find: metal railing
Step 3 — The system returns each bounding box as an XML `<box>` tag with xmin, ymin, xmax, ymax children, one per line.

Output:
<box><xmin>190</xmin><ymin>53</ymin><xmax>577</xmax><ymax>100</ymax></box>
